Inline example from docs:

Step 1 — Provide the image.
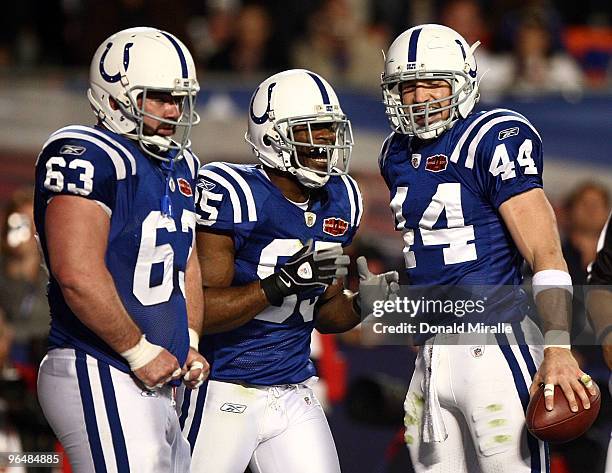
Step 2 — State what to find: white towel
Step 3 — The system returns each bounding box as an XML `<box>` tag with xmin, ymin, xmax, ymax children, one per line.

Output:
<box><xmin>421</xmin><ymin>339</ymin><xmax>448</xmax><ymax>443</ymax></box>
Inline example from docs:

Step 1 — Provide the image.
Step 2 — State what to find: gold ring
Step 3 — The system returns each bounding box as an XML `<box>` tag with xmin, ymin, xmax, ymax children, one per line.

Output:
<box><xmin>580</xmin><ymin>373</ymin><xmax>593</xmax><ymax>388</ymax></box>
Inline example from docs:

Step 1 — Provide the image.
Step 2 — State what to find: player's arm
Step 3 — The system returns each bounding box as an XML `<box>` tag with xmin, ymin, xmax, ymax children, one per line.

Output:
<box><xmin>199</xmin><ymin>232</ymin><xmax>352</xmax><ymax>334</ymax></box>
<box><xmin>46</xmin><ymin>195</ymin><xmax>181</xmax><ymax>388</ymax></box>
<box><xmin>198</xmin><ymin>230</ymin><xmax>270</xmax><ymax>334</ymax></box>
<box><xmin>500</xmin><ymin>189</ymin><xmax>597</xmax><ymax>409</ymax></box>
<box><xmin>183</xmin><ymin>245</ymin><xmax>209</xmax><ymax>388</ymax></box>
<box><xmin>315</xmin><ymin>280</ymin><xmax>360</xmax><ymax>334</ymax></box>
<box><xmin>586</xmin><ymin>214</ymin><xmax>612</xmax><ymax>369</ymax></box>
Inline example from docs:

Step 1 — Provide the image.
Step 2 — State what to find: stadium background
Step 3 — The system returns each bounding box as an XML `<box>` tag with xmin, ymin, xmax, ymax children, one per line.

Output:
<box><xmin>0</xmin><ymin>0</ymin><xmax>610</xmax><ymax>471</ymax></box>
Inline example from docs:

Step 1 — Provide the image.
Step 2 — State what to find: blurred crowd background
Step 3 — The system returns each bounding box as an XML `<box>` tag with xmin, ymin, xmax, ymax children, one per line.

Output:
<box><xmin>0</xmin><ymin>0</ymin><xmax>611</xmax><ymax>472</ymax></box>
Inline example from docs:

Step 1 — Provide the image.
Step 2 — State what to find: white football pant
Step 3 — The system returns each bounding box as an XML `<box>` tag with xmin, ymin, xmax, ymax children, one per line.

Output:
<box><xmin>38</xmin><ymin>348</ymin><xmax>191</xmax><ymax>473</ymax></box>
<box><xmin>178</xmin><ymin>378</ymin><xmax>341</xmax><ymax>473</ymax></box>
<box><xmin>404</xmin><ymin>320</ymin><xmax>549</xmax><ymax>473</ymax></box>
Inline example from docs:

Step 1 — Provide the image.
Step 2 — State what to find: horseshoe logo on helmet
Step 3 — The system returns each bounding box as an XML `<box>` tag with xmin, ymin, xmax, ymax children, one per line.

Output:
<box><xmin>249</xmin><ymin>82</ymin><xmax>276</xmax><ymax>124</ymax></box>
<box><xmin>99</xmin><ymin>42</ymin><xmax>134</xmax><ymax>83</ymax></box>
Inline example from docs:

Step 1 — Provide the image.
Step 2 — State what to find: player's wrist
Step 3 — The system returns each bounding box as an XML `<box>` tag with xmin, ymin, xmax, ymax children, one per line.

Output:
<box><xmin>120</xmin><ymin>334</ymin><xmax>164</xmax><ymax>371</ymax></box>
<box><xmin>188</xmin><ymin>328</ymin><xmax>200</xmax><ymax>351</ymax></box>
<box><xmin>260</xmin><ymin>273</ymin><xmax>290</xmax><ymax>307</ymax></box>
<box><xmin>532</xmin><ymin>270</ymin><xmax>573</xmax><ymax>298</ymax></box>
<box><xmin>543</xmin><ymin>330</ymin><xmax>571</xmax><ymax>351</ymax></box>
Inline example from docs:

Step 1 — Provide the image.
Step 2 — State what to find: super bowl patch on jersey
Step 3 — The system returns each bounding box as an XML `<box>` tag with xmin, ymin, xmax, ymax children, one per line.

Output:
<box><xmin>323</xmin><ymin>217</ymin><xmax>349</xmax><ymax>237</ymax></box>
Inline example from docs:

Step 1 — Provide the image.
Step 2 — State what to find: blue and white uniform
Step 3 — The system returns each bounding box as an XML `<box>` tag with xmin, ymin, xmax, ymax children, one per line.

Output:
<box><xmin>381</xmin><ymin>110</ymin><xmax>549</xmax><ymax>472</ymax></box>
<box><xmin>180</xmin><ymin>162</ymin><xmax>361</xmax><ymax>473</ymax></box>
<box><xmin>35</xmin><ymin>125</ymin><xmax>198</xmax><ymax>472</ymax></box>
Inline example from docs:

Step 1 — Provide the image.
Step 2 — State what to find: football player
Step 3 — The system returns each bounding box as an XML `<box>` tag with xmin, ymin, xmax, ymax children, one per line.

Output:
<box><xmin>179</xmin><ymin>69</ymin><xmax>398</xmax><ymax>472</ymax></box>
<box><xmin>378</xmin><ymin>24</ymin><xmax>598</xmax><ymax>472</ymax></box>
<box><xmin>35</xmin><ymin>28</ymin><xmax>208</xmax><ymax>472</ymax></box>
<box><xmin>586</xmin><ymin>211</ymin><xmax>612</xmax><ymax>471</ymax></box>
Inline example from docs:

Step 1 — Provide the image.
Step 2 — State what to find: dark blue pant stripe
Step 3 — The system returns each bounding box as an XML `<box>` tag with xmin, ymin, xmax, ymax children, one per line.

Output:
<box><xmin>187</xmin><ymin>380</ymin><xmax>208</xmax><ymax>454</ymax></box>
<box><xmin>512</xmin><ymin>322</ymin><xmax>538</xmax><ymax>379</ymax></box>
<box><xmin>75</xmin><ymin>350</ymin><xmax>107</xmax><ymax>473</ymax></box>
<box><xmin>496</xmin><ymin>334</ymin><xmax>547</xmax><ymax>473</ymax></box>
<box><xmin>98</xmin><ymin>362</ymin><xmax>130</xmax><ymax>472</ymax></box>
<box><xmin>179</xmin><ymin>388</ymin><xmax>192</xmax><ymax>430</ymax></box>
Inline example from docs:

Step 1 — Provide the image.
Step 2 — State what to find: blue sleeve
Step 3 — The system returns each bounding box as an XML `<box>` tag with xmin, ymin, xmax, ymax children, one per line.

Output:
<box><xmin>343</xmin><ymin>175</ymin><xmax>363</xmax><ymax>247</ymax></box>
<box><xmin>35</xmin><ymin>136</ymin><xmax>118</xmax><ymax>212</ymax></box>
<box><xmin>474</xmin><ymin>116</ymin><xmax>544</xmax><ymax>209</ymax></box>
<box><xmin>378</xmin><ymin>133</ymin><xmax>395</xmax><ymax>189</ymax></box>
<box><xmin>195</xmin><ymin>165</ymin><xmax>237</xmax><ymax>232</ymax></box>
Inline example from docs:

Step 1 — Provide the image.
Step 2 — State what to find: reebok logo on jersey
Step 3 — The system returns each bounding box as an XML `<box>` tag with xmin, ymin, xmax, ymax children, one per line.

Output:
<box><xmin>297</xmin><ymin>262</ymin><xmax>313</xmax><ymax>279</ymax></box>
<box><xmin>425</xmin><ymin>154</ymin><xmax>448</xmax><ymax>172</ymax></box>
<box><xmin>200</xmin><ymin>179</ymin><xmax>216</xmax><ymax>191</ymax></box>
<box><xmin>498</xmin><ymin>127</ymin><xmax>519</xmax><ymax>140</ymax></box>
<box><xmin>177</xmin><ymin>178</ymin><xmax>193</xmax><ymax>197</ymax></box>
<box><xmin>59</xmin><ymin>144</ymin><xmax>86</xmax><ymax>155</ymax></box>
<box><xmin>220</xmin><ymin>403</ymin><xmax>247</xmax><ymax>414</ymax></box>
<box><xmin>323</xmin><ymin>217</ymin><xmax>349</xmax><ymax>237</ymax></box>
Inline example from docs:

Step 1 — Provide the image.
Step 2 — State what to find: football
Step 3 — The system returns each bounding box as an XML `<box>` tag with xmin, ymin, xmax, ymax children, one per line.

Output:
<box><xmin>526</xmin><ymin>383</ymin><xmax>601</xmax><ymax>443</ymax></box>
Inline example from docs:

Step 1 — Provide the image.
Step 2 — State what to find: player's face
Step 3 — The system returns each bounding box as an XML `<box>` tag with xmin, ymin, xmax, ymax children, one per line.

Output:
<box><xmin>137</xmin><ymin>91</ymin><xmax>183</xmax><ymax>137</ymax></box>
<box><xmin>292</xmin><ymin>123</ymin><xmax>337</xmax><ymax>173</ymax></box>
<box><xmin>400</xmin><ymin>80</ymin><xmax>452</xmax><ymax>125</ymax></box>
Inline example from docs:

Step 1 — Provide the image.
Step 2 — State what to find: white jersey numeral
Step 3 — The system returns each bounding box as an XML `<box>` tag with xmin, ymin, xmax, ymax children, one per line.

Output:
<box><xmin>391</xmin><ymin>183</ymin><xmax>477</xmax><ymax>268</ymax></box>
<box><xmin>196</xmin><ymin>186</ymin><xmax>223</xmax><ymax>226</ymax></box>
<box><xmin>516</xmin><ymin>139</ymin><xmax>538</xmax><ymax>174</ymax></box>
<box><xmin>420</xmin><ymin>183</ymin><xmax>477</xmax><ymax>265</ymax></box>
<box><xmin>255</xmin><ymin>239</ymin><xmax>338</xmax><ymax>324</ymax></box>
<box><xmin>390</xmin><ymin>186</ymin><xmax>416</xmax><ymax>269</ymax></box>
<box><xmin>133</xmin><ymin>209</ymin><xmax>195</xmax><ymax>306</ymax></box>
<box><xmin>44</xmin><ymin>157</ymin><xmax>94</xmax><ymax>195</ymax></box>
<box><xmin>489</xmin><ymin>139</ymin><xmax>538</xmax><ymax>180</ymax></box>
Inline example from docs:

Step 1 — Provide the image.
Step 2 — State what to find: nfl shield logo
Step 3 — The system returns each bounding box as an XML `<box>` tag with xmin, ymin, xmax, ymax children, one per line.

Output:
<box><xmin>411</xmin><ymin>154</ymin><xmax>421</xmax><ymax>169</ymax></box>
<box><xmin>304</xmin><ymin>212</ymin><xmax>316</xmax><ymax>227</ymax></box>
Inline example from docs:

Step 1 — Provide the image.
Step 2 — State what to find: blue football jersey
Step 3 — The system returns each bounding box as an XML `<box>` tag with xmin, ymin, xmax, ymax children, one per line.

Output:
<box><xmin>195</xmin><ymin>163</ymin><xmax>362</xmax><ymax>385</ymax></box>
<box><xmin>380</xmin><ymin>109</ymin><xmax>544</xmax><ymax>321</ymax></box>
<box><xmin>34</xmin><ymin>125</ymin><xmax>200</xmax><ymax>373</ymax></box>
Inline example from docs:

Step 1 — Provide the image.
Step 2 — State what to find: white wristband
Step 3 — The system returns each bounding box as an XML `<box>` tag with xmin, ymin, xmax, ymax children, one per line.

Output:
<box><xmin>532</xmin><ymin>270</ymin><xmax>573</xmax><ymax>299</ymax></box>
<box><xmin>188</xmin><ymin>328</ymin><xmax>200</xmax><ymax>351</ymax></box>
<box><xmin>120</xmin><ymin>335</ymin><xmax>163</xmax><ymax>371</ymax></box>
<box><xmin>544</xmin><ymin>330</ymin><xmax>571</xmax><ymax>350</ymax></box>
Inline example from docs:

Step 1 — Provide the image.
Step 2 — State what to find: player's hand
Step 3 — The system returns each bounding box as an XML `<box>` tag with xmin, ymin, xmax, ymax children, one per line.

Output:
<box><xmin>529</xmin><ymin>347</ymin><xmax>598</xmax><ymax>412</ymax></box>
<box><xmin>182</xmin><ymin>347</ymin><xmax>210</xmax><ymax>389</ymax></box>
<box><xmin>354</xmin><ymin>256</ymin><xmax>400</xmax><ymax>317</ymax></box>
<box><xmin>133</xmin><ymin>348</ymin><xmax>183</xmax><ymax>391</ymax></box>
<box><xmin>261</xmin><ymin>239</ymin><xmax>349</xmax><ymax>306</ymax></box>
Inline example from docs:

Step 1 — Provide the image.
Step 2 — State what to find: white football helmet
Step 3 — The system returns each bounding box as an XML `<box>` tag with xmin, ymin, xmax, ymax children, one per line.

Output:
<box><xmin>245</xmin><ymin>69</ymin><xmax>353</xmax><ymax>188</ymax></box>
<box><xmin>87</xmin><ymin>27</ymin><xmax>200</xmax><ymax>161</ymax></box>
<box><xmin>381</xmin><ymin>24</ymin><xmax>480</xmax><ymax>140</ymax></box>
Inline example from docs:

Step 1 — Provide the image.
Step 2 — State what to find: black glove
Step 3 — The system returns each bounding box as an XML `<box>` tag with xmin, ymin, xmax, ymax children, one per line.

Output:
<box><xmin>261</xmin><ymin>239</ymin><xmax>349</xmax><ymax>306</ymax></box>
